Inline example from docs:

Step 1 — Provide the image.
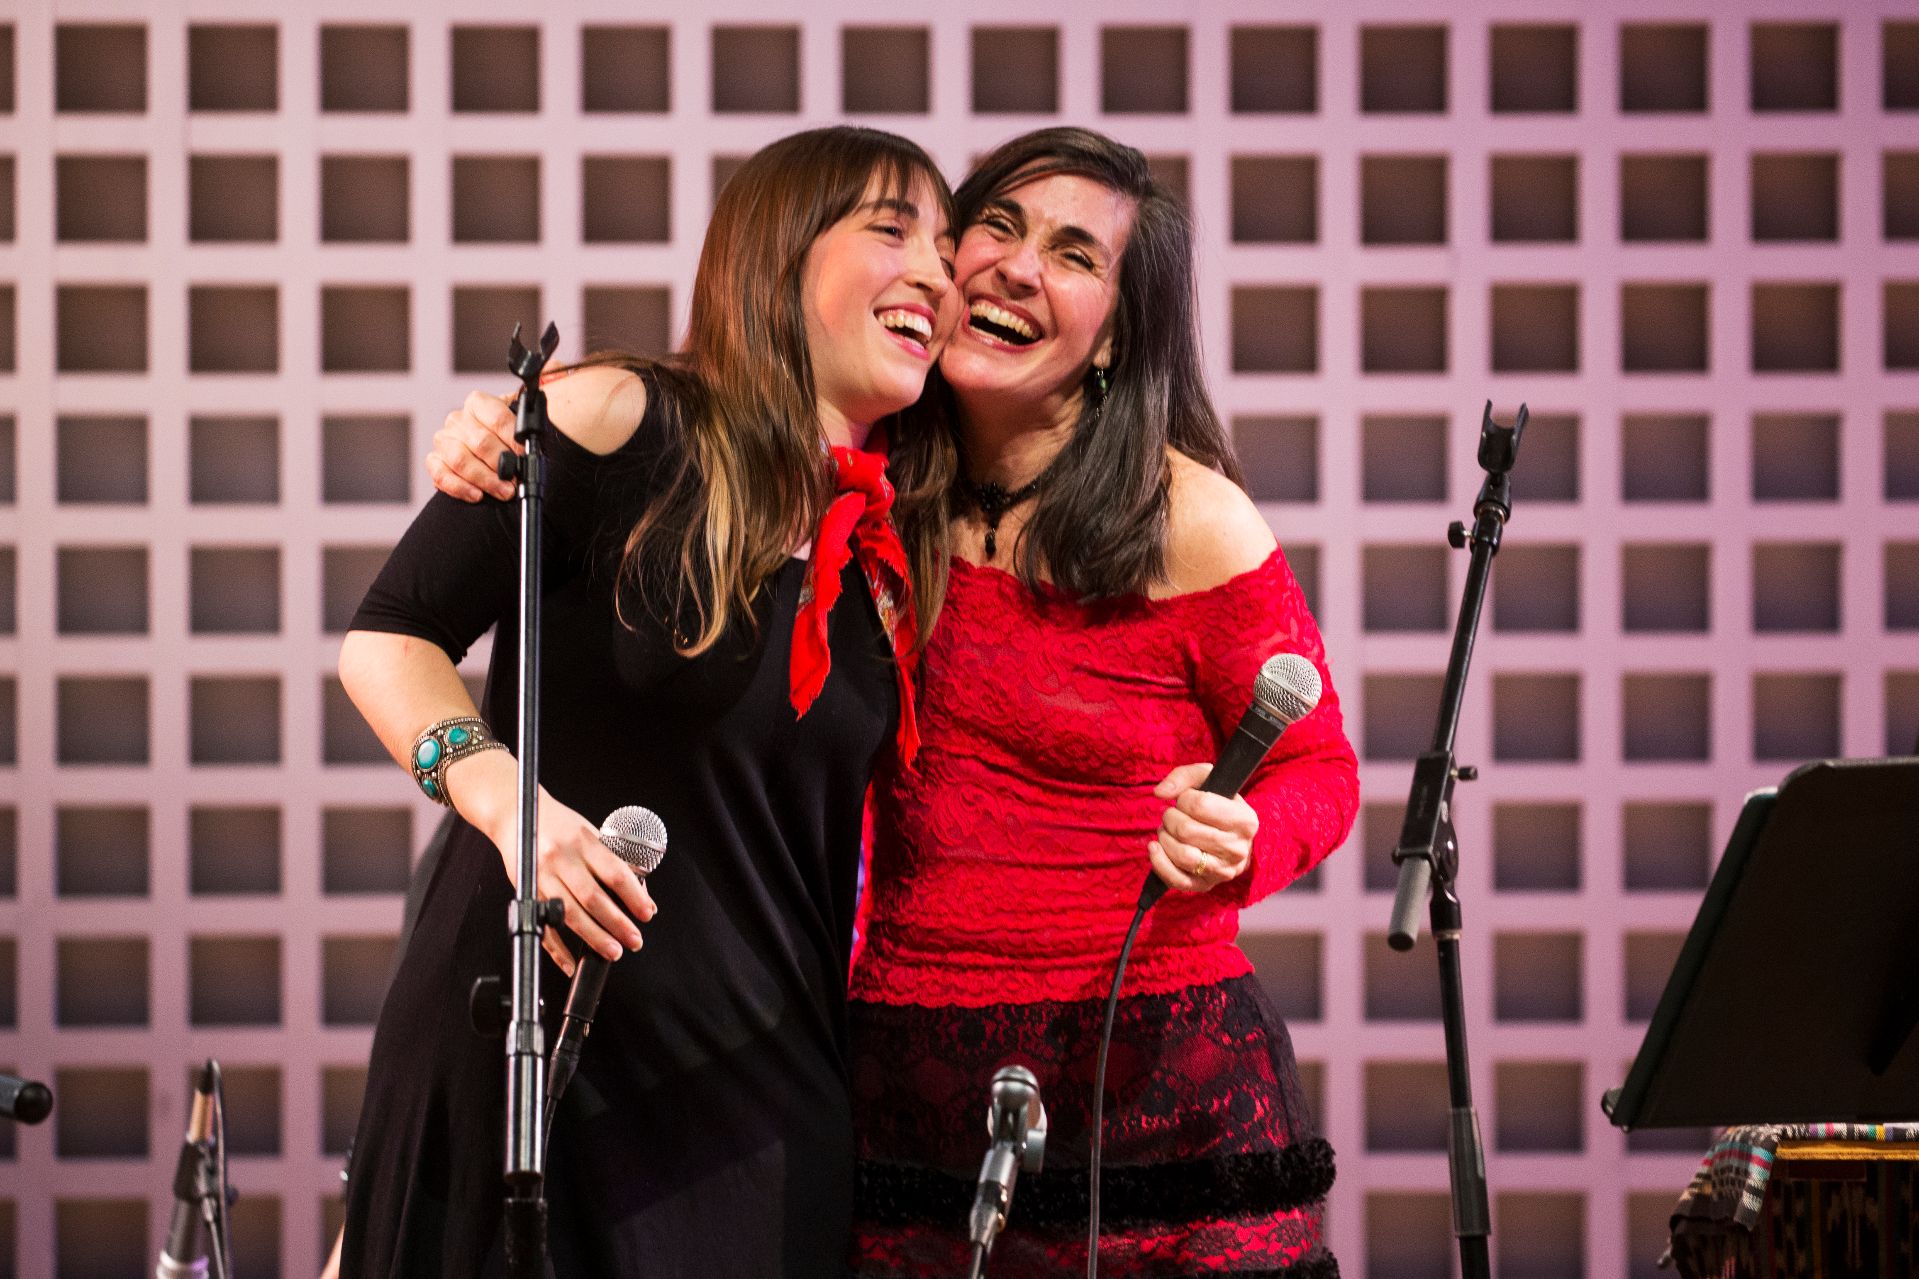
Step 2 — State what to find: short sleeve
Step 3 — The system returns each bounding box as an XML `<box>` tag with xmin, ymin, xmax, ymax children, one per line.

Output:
<box><xmin>349</xmin><ymin>369</ymin><xmax>676</xmax><ymax>664</ymax></box>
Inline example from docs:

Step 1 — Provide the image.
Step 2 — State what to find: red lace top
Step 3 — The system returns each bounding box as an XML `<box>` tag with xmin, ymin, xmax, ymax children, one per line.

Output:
<box><xmin>850</xmin><ymin>548</ymin><xmax>1359</xmax><ymax>1007</ymax></box>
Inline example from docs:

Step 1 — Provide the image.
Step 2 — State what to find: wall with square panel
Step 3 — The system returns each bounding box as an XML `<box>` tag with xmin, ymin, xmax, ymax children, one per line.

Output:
<box><xmin>3</xmin><ymin>4</ymin><xmax>1917</xmax><ymax>1275</ymax></box>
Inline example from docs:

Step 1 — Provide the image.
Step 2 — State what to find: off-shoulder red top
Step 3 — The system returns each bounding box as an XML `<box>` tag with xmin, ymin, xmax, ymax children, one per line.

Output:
<box><xmin>850</xmin><ymin>548</ymin><xmax>1359</xmax><ymax>1007</ymax></box>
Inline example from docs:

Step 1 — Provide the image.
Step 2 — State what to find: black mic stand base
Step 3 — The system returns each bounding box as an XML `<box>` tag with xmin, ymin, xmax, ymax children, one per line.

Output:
<box><xmin>502</xmin><ymin>1185</ymin><xmax>549</xmax><ymax>1279</ymax></box>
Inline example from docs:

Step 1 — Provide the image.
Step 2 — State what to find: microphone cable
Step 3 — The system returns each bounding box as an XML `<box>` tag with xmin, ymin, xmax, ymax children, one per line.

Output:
<box><xmin>1085</xmin><ymin>652</ymin><xmax>1323</xmax><ymax>1279</ymax></box>
<box><xmin>1085</xmin><ymin>892</ymin><xmax>1151</xmax><ymax>1279</ymax></box>
<box><xmin>208</xmin><ymin>1061</ymin><xmax>233</xmax><ymax>1279</ymax></box>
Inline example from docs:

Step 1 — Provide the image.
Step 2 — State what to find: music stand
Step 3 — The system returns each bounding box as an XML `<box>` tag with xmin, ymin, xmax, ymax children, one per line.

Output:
<box><xmin>1605</xmin><ymin>757</ymin><xmax>1919</xmax><ymax>1131</ymax></box>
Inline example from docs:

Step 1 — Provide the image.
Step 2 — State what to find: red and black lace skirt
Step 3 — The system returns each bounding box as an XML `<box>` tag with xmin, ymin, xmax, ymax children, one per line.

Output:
<box><xmin>848</xmin><ymin>975</ymin><xmax>1337</xmax><ymax>1278</ymax></box>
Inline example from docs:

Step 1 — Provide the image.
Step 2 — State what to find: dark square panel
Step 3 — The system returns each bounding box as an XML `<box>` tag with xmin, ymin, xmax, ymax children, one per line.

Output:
<box><xmin>451</xmin><ymin>155</ymin><xmax>540</xmax><ymax>243</ymax></box>
<box><xmin>1751</xmin><ymin>282</ymin><xmax>1839</xmax><ymax>373</ymax></box>
<box><xmin>1230</xmin><ymin>156</ymin><xmax>1317</xmax><ymax>243</ymax></box>
<box><xmin>57</xmin><ymin>285</ymin><xmax>148</xmax><ymax>373</ymax></box>
<box><xmin>190</xmin><ymin>415</ymin><xmax>279</xmax><ymax>504</ymax></box>
<box><xmin>323</xmin><ymin>415</ymin><xmax>412</xmax><ymax>504</ymax></box>
<box><xmin>843</xmin><ymin>27</ymin><xmax>929</xmax><ymax>114</ymax></box>
<box><xmin>1490</xmin><ymin>155</ymin><xmax>1577</xmax><ymax>243</ymax></box>
<box><xmin>56</xmin><ymin>547</ymin><xmax>148</xmax><ymax>635</ymax></box>
<box><xmin>189</xmin><ymin>936</ymin><xmax>282</xmax><ymax>1025</ymax></box>
<box><xmin>320</xmin><ymin>26</ymin><xmax>408</xmax><ymax>113</ymax></box>
<box><xmin>188</xmin><ymin>24</ymin><xmax>277</xmax><ymax>112</ymax></box>
<box><xmin>1750</xmin><ymin>23</ymin><xmax>1838</xmax><ymax>112</ymax></box>
<box><xmin>1101</xmin><ymin>26</ymin><xmax>1188</xmax><ymax>114</ymax></box>
<box><xmin>1362</xmin><ymin>287</ymin><xmax>1448</xmax><ymax>373</ymax></box>
<box><xmin>582</xmin><ymin>286</ymin><xmax>673</xmax><ymax>359</ymax></box>
<box><xmin>451</xmin><ymin>286</ymin><xmax>542</xmax><ymax>374</ymax></box>
<box><xmin>1751</xmin><ymin>153</ymin><xmax>1839</xmax><ymax>241</ymax></box>
<box><xmin>451</xmin><ymin>26</ymin><xmax>539</xmax><ymax>113</ymax></box>
<box><xmin>189</xmin><ymin>285</ymin><xmax>279</xmax><ymax>374</ymax></box>
<box><xmin>1361</xmin><ymin>156</ymin><xmax>1446</xmax><ymax>245</ymax></box>
<box><xmin>1621</xmin><ymin>283</ymin><xmax>1708</xmax><ymax>373</ymax></box>
<box><xmin>1361</xmin><ymin>26</ymin><xmax>1447</xmax><ymax>113</ymax></box>
<box><xmin>56</xmin><ymin>155</ymin><xmax>146</xmax><ymax>242</ymax></box>
<box><xmin>582</xmin><ymin>26</ymin><xmax>670</xmax><ymax>113</ymax></box>
<box><xmin>1235</xmin><ymin>415</ymin><xmax>1318</xmax><ymax>502</ymax></box>
<box><xmin>1230</xmin><ymin>287</ymin><xmax>1317</xmax><ymax>374</ymax></box>
<box><xmin>1622</xmin><ymin>673</ymin><xmax>1711</xmax><ymax>761</ymax></box>
<box><xmin>189</xmin><ymin>155</ymin><xmax>277</xmax><ymax>243</ymax></box>
<box><xmin>56</xmin><ymin>25</ymin><xmax>147</xmax><ymax>113</ymax></box>
<box><xmin>1887</xmin><ymin>154</ymin><xmax>1919</xmax><ymax>240</ymax></box>
<box><xmin>57</xmin><ymin>415</ymin><xmax>147</xmax><ymax>504</ymax></box>
<box><xmin>1622</xmin><ymin>414</ymin><xmax>1709</xmax><ymax>502</ymax></box>
<box><xmin>1491</xmin><ymin>285</ymin><xmax>1578</xmax><ymax>373</ymax></box>
<box><xmin>1362</xmin><ymin>415</ymin><xmax>1448</xmax><ymax>503</ymax></box>
<box><xmin>1888</xmin><ymin>23</ymin><xmax>1919</xmax><ymax>110</ymax></box>
<box><xmin>1621</xmin><ymin>154</ymin><xmax>1708</xmax><ymax>242</ymax></box>
<box><xmin>972</xmin><ymin>27</ymin><xmax>1058</xmax><ymax>115</ymax></box>
<box><xmin>1230</xmin><ymin>26</ymin><xmax>1316</xmax><ymax>114</ymax></box>
<box><xmin>1620</xmin><ymin>24</ymin><xmax>1708</xmax><ymax>112</ymax></box>
<box><xmin>712</xmin><ymin>26</ymin><xmax>800</xmax><ymax>114</ymax></box>
<box><xmin>320</xmin><ymin>155</ymin><xmax>408</xmax><ymax>243</ymax></box>
<box><xmin>1489</xmin><ymin>25</ymin><xmax>1576</xmax><ymax>113</ymax></box>
<box><xmin>189</xmin><ymin>676</ymin><xmax>282</xmax><ymax>765</ymax></box>
<box><xmin>321</xmin><ymin>286</ymin><xmax>410</xmax><ymax>373</ymax></box>
<box><xmin>582</xmin><ymin>156</ymin><xmax>671</xmax><ymax>243</ymax></box>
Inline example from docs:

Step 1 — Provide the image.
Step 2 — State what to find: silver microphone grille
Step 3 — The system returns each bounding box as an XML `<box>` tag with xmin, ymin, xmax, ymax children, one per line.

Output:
<box><xmin>599</xmin><ymin>805</ymin><xmax>667</xmax><ymax>876</ymax></box>
<box><xmin>1252</xmin><ymin>653</ymin><xmax>1322</xmax><ymax>726</ymax></box>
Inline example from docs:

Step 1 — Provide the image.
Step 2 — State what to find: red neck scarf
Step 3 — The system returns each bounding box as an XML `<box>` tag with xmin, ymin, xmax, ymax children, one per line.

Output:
<box><xmin>790</xmin><ymin>432</ymin><xmax>920</xmax><ymax>766</ymax></box>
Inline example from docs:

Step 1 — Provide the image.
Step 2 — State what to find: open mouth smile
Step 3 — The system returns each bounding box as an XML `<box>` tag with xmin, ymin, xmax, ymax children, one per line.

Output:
<box><xmin>965</xmin><ymin>299</ymin><xmax>1042</xmax><ymax>348</ymax></box>
<box><xmin>877</xmin><ymin>307</ymin><xmax>936</xmax><ymax>357</ymax></box>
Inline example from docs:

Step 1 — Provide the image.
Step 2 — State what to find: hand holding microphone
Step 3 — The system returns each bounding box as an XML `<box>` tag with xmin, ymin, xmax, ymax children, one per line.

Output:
<box><xmin>1139</xmin><ymin>652</ymin><xmax>1323</xmax><ymax>908</ymax></box>
<box><xmin>546</xmin><ymin>806</ymin><xmax>667</xmax><ymax>1131</ymax></box>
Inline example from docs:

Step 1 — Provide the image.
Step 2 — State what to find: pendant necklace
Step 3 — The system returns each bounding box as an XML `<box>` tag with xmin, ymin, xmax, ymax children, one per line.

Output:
<box><xmin>959</xmin><ymin>468</ymin><xmax>1053</xmax><ymax>560</ymax></box>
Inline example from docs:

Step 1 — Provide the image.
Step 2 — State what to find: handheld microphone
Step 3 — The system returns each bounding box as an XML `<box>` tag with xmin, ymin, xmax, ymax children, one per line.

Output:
<box><xmin>0</xmin><ymin>1072</ymin><xmax>52</xmax><ymax>1125</ymax></box>
<box><xmin>545</xmin><ymin>806</ymin><xmax>667</xmax><ymax>1128</ymax></box>
<box><xmin>1137</xmin><ymin>651</ymin><xmax>1323</xmax><ymax>909</ymax></box>
<box><xmin>157</xmin><ymin>1061</ymin><xmax>216</xmax><ymax>1279</ymax></box>
<box><xmin>967</xmin><ymin>1065</ymin><xmax>1047</xmax><ymax>1279</ymax></box>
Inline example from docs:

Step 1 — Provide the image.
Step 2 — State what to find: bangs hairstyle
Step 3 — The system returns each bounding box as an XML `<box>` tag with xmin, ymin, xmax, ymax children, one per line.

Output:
<box><xmin>576</xmin><ymin>127</ymin><xmax>954</xmax><ymax>655</ymax></box>
<box><xmin>901</xmin><ymin>127</ymin><xmax>1239</xmax><ymax>606</ymax></box>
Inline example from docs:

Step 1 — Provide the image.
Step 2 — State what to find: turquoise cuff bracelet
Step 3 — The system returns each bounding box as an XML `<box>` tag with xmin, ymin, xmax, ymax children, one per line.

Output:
<box><xmin>409</xmin><ymin>716</ymin><xmax>503</xmax><ymax>807</ymax></box>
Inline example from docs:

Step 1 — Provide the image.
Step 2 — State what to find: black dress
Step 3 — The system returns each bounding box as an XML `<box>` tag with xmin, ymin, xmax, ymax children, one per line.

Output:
<box><xmin>341</xmin><ymin>376</ymin><xmax>896</xmax><ymax>1278</ymax></box>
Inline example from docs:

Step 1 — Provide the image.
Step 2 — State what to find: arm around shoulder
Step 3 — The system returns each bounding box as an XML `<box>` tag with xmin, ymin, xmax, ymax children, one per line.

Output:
<box><xmin>1162</xmin><ymin>452</ymin><xmax>1278</xmax><ymax>596</ymax></box>
<box><xmin>541</xmin><ymin>365</ymin><xmax>650</xmax><ymax>457</ymax></box>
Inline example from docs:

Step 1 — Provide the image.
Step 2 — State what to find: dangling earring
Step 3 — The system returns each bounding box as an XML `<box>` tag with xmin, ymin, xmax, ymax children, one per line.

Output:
<box><xmin>1092</xmin><ymin>365</ymin><xmax>1110</xmax><ymax>419</ymax></box>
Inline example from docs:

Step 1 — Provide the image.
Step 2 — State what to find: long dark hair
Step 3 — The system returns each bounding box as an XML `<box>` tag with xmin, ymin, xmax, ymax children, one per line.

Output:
<box><xmin>573</xmin><ymin>127</ymin><xmax>955</xmax><ymax>654</ymax></box>
<box><xmin>895</xmin><ymin>127</ymin><xmax>1239</xmax><ymax>613</ymax></box>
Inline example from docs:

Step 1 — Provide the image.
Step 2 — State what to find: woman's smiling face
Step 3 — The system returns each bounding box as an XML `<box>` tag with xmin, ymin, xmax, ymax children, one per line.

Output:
<box><xmin>801</xmin><ymin>173</ymin><xmax>959</xmax><ymax>432</ymax></box>
<box><xmin>938</xmin><ymin>171</ymin><xmax>1137</xmax><ymax>415</ymax></box>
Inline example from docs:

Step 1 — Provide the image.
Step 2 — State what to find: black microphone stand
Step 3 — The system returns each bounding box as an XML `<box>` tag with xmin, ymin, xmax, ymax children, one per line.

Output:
<box><xmin>1386</xmin><ymin>401</ymin><xmax>1526</xmax><ymax>1279</ymax></box>
<box><xmin>500</xmin><ymin>322</ymin><xmax>565</xmax><ymax>1279</ymax></box>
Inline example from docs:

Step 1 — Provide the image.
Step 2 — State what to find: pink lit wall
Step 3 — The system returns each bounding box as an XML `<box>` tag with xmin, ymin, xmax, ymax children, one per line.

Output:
<box><xmin>2</xmin><ymin>3</ymin><xmax>1917</xmax><ymax>1275</ymax></box>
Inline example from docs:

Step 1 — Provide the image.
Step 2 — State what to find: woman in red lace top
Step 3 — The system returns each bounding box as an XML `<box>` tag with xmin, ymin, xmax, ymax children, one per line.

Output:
<box><xmin>845</xmin><ymin>128</ymin><xmax>1358</xmax><ymax>1278</ymax></box>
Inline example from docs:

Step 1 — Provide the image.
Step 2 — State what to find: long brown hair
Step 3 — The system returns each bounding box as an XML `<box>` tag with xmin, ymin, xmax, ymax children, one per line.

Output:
<box><xmin>895</xmin><ymin>128</ymin><xmax>1238</xmax><ymax>608</ymax></box>
<box><xmin>579</xmin><ymin>127</ymin><xmax>955</xmax><ymax>654</ymax></box>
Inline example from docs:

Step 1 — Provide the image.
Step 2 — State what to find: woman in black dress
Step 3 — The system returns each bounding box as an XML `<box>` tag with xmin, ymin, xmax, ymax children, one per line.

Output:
<box><xmin>335</xmin><ymin>127</ymin><xmax>958</xmax><ymax>1278</ymax></box>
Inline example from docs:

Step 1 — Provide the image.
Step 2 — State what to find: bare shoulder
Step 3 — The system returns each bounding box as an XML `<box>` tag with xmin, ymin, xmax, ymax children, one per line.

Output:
<box><xmin>1159</xmin><ymin>449</ymin><xmax>1278</xmax><ymax>596</ymax></box>
<box><xmin>543</xmin><ymin>365</ymin><xmax>650</xmax><ymax>456</ymax></box>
